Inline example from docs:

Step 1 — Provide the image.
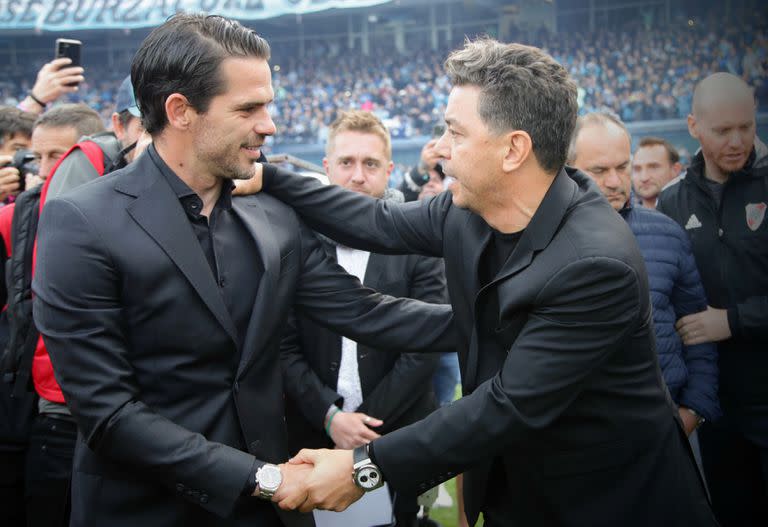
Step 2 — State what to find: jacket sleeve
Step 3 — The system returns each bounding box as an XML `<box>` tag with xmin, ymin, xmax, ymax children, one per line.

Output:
<box><xmin>263</xmin><ymin>165</ymin><xmax>448</xmax><ymax>257</ymax></box>
<box><xmin>728</xmin><ymin>297</ymin><xmax>768</xmax><ymax>342</ymax></box>
<box><xmin>358</xmin><ymin>256</ymin><xmax>446</xmax><ymax>423</ymax></box>
<box><xmin>280</xmin><ymin>309</ymin><xmax>342</xmax><ymax>429</ymax></box>
<box><xmin>32</xmin><ymin>198</ymin><xmax>255</xmax><ymax>518</ymax></box>
<box><xmin>670</xmin><ymin>233</ymin><xmax>721</xmax><ymax>422</ymax></box>
<box><xmin>292</xmin><ymin>222</ymin><xmax>455</xmax><ymax>354</ymax></box>
<box><xmin>370</xmin><ymin>257</ymin><xmax>644</xmax><ymax>495</ymax></box>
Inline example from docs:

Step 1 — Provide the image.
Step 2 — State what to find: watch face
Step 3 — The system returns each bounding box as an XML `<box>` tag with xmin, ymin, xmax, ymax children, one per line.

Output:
<box><xmin>258</xmin><ymin>465</ymin><xmax>282</xmax><ymax>490</ymax></box>
<box><xmin>356</xmin><ymin>466</ymin><xmax>382</xmax><ymax>490</ymax></box>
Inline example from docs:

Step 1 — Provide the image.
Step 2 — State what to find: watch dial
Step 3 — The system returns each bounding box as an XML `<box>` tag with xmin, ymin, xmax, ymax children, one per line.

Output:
<box><xmin>358</xmin><ymin>466</ymin><xmax>381</xmax><ymax>490</ymax></box>
<box><xmin>260</xmin><ymin>466</ymin><xmax>282</xmax><ymax>489</ymax></box>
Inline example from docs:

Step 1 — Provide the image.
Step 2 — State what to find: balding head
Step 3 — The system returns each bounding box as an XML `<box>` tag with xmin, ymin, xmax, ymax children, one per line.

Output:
<box><xmin>569</xmin><ymin>112</ymin><xmax>633</xmax><ymax>211</ymax></box>
<box><xmin>692</xmin><ymin>72</ymin><xmax>755</xmax><ymax>118</ymax></box>
<box><xmin>688</xmin><ymin>73</ymin><xmax>756</xmax><ymax>182</ymax></box>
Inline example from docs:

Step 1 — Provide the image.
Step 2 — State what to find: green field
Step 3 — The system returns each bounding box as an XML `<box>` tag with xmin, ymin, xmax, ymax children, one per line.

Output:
<box><xmin>422</xmin><ymin>470</ymin><xmax>484</xmax><ymax>527</ymax></box>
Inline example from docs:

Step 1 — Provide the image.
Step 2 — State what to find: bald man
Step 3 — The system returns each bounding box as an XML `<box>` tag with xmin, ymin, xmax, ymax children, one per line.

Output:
<box><xmin>658</xmin><ymin>73</ymin><xmax>768</xmax><ymax>527</ymax></box>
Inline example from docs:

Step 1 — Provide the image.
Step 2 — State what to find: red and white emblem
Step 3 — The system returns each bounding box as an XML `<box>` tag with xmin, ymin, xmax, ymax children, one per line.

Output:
<box><xmin>746</xmin><ymin>202</ymin><xmax>767</xmax><ymax>232</ymax></box>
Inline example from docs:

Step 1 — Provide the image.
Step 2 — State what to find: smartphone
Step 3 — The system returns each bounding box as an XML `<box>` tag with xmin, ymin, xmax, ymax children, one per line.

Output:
<box><xmin>55</xmin><ymin>38</ymin><xmax>82</xmax><ymax>86</ymax></box>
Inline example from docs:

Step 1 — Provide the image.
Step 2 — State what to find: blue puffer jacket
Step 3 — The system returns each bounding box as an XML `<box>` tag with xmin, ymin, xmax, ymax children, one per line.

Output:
<box><xmin>621</xmin><ymin>203</ymin><xmax>721</xmax><ymax>422</ymax></box>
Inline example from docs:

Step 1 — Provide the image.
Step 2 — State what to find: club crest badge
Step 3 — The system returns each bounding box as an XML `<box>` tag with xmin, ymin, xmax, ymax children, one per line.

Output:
<box><xmin>746</xmin><ymin>202</ymin><xmax>767</xmax><ymax>232</ymax></box>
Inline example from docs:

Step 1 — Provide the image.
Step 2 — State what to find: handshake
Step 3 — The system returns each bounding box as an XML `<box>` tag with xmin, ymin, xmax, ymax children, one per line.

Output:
<box><xmin>258</xmin><ymin>448</ymin><xmax>373</xmax><ymax>513</ymax></box>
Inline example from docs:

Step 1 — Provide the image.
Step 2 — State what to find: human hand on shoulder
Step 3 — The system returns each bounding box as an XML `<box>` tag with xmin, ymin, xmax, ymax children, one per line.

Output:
<box><xmin>232</xmin><ymin>162</ymin><xmax>263</xmax><ymax>196</ymax></box>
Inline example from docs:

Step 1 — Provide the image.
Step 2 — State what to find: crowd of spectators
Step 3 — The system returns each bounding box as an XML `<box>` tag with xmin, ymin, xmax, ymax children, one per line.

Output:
<box><xmin>1</xmin><ymin>12</ymin><xmax>766</xmax><ymax>147</ymax></box>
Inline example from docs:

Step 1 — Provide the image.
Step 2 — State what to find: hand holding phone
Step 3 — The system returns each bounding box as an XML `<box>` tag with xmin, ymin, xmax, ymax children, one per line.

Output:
<box><xmin>55</xmin><ymin>38</ymin><xmax>82</xmax><ymax>87</ymax></box>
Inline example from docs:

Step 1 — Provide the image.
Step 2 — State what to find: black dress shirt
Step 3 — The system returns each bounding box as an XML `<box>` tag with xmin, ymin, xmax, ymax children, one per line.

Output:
<box><xmin>149</xmin><ymin>147</ymin><xmax>263</xmax><ymax>496</ymax></box>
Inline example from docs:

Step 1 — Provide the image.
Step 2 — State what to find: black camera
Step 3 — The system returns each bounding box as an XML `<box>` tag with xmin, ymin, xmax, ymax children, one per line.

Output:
<box><xmin>1</xmin><ymin>149</ymin><xmax>39</xmax><ymax>192</ymax></box>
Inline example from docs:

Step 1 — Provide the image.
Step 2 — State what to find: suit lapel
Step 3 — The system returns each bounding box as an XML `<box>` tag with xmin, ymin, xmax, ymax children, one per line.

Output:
<box><xmin>461</xmin><ymin>214</ymin><xmax>493</xmax><ymax>390</ymax></box>
<box><xmin>464</xmin><ymin>169</ymin><xmax>578</xmax><ymax>390</ymax></box>
<box><xmin>232</xmin><ymin>196</ymin><xmax>280</xmax><ymax>378</ymax></box>
<box><xmin>125</xmin><ymin>161</ymin><xmax>239</xmax><ymax>347</ymax></box>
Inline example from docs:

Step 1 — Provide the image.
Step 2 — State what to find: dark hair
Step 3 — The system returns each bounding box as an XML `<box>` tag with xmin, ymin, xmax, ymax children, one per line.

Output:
<box><xmin>0</xmin><ymin>105</ymin><xmax>35</xmax><ymax>145</ymax></box>
<box><xmin>117</xmin><ymin>109</ymin><xmax>137</xmax><ymax>130</ymax></box>
<box><xmin>637</xmin><ymin>136</ymin><xmax>680</xmax><ymax>165</ymax></box>
<box><xmin>131</xmin><ymin>13</ymin><xmax>271</xmax><ymax>135</ymax></box>
<box><xmin>34</xmin><ymin>103</ymin><xmax>105</xmax><ymax>139</ymax></box>
<box><xmin>444</xmin><ymin>38</ymin><xmax>578</xmax><ymax>174</ymax></box>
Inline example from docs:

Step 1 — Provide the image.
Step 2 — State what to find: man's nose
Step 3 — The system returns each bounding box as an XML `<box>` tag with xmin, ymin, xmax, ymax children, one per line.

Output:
<box><xmin>351</xmin><ymin>164</ymin><xmax>365</xmax><ymax>182</ymax></box>
<box><xmin>605</xmin><ymin>169</ymin><xmax>622</xmax><ymax>188</ymax></box>
<box><xmin>434</xmin><ymin>132</ymin><xmax>450</xmax><ymax>160</ymax></box>
<box><xmin>255</xmin><ymin>111</ymin><xmax>276</xmax><ymax>136</ymax></box>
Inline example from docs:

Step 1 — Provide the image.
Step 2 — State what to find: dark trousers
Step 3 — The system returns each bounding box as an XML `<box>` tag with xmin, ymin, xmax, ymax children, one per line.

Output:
<box><xmin>24</xmin><ymin>413</ymin><xmax>77</xmax><ymax>527</ymax></box>
<box><xmin>700</xmin><ymin>416</ymin><xmax>768</xmax><ymax>527</ymax></box>
<box><xmin>392</xmin><ymin>492</ymin><xmax>419</xmax><ymax>527</ymax></box>
<box><xmin>0</xmin><ymin>449</ymin><xmax>27</xmax><ymax>526</ymax></box>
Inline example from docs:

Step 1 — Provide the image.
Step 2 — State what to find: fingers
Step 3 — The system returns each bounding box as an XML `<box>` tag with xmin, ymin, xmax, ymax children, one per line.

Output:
<box><xmin>232</xmin><ymin>165</ymin><xmax>263</xmax><ymax>195</ymax></box>
<box><xmin>273</xmin><ymin>463</ymin><xmax>312</xmax><ymax>510</ymax></box>
<box><xmin>289</xmin><ymin>448</ymin><xmax>321</xmax><ymax>465</ymax></box>
<box><xmin>34</xmin><ymin>59</ymin><xmax>86</xmax><ymax>103</ymax></box>
<box><xmin>0</xmin><ymin>167</ymin><xmax>21</xmax><ymax>198</ymax></box>
<box><xmin>358</xmin><ymin>413</ymin><xmax>383</xmax><ymax>428</ymax></box>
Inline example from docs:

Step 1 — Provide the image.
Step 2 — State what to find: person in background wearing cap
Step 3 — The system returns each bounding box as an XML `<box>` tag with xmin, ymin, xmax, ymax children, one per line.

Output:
<box><xmin>45</xmin><ymin>75</ymin><xmax>146</xmax><ymax>201</ymax></box>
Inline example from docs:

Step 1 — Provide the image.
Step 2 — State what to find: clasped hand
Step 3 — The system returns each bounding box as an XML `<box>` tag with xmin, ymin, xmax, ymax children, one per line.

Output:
<box><xmin>270</xmin><ymin>449</ymin><xmax>364</xmax><ymax>513</ymax></box>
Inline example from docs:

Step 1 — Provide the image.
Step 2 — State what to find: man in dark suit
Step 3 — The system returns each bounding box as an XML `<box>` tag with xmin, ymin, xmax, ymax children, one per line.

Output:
<box><xmin>281</xmin><ymin>110</ymin><xmax>445</xmax><ymax>526</ymax></box>
<box><xmin>31</xmin><ymin>14</ymin><xmax>452</xmax><ymax>527</ymax></box>
<box><xmin>244</xmin><ymin>39</ymin><xmax>718</xmax><ymax>526</ymax></box>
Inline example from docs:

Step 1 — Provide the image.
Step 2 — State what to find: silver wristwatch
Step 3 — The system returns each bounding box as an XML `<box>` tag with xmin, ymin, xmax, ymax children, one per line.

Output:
<box><xmin>255</xmin><ymin>463</ymin><xmax>282</xmax><ymax>499</ymax></box>
<box><xmin>352</xmin><ymin>445</ymin><xmax>384</xmax><ymax>492</ymax></box>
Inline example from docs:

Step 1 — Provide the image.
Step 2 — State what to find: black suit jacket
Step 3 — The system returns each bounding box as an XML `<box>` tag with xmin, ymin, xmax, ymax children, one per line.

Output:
<box><xmin>262</xmin><ymin>165</ymin><xmax>717</xmax><ymax>527</ymax></box>
<box><xmin>31</xmin><ymin>148</ymin><xmax>454</xmax><ymax>527</ymax></box>
<box><xmin>281</xmin><ymin>240</ymin><xmax>447</xmax><ymax>454</ymax></box>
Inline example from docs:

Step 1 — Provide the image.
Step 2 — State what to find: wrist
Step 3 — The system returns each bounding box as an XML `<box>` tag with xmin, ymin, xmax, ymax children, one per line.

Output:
<box><xmin>28</xmin><ymin>91</ymin><xmax>47</xmax><ymax>108</ymax></box>
<box><xmin>254</xmin><ymin>463</ymin><xmax>282</xmax><ymax>500</ymax></box>
<box><xmin>324</xmin><ymin>406</ymin><xmax>340</xmax><ymax>437</ymax></box>
<box><xmin>684</xmin><ymin>407</ymin><xmax>706</xmax><ymax>430</ymax></box>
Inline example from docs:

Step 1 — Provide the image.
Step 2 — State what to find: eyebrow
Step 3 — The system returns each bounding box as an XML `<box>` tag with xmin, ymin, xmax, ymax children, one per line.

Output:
<box><xmin>445</xmin><ymin>118</ymin><xmax>463</xmax><ymax>130</ymax></box>
<box><xmin>233</xmin><ymin>99</ymin><xmax>273</xmax><ymax>111</ymax></box>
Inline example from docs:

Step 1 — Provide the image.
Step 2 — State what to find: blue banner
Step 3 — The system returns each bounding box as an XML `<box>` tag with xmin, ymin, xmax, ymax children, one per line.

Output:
<box><xmin>0</xmin><ymin>0</ymin><xmax>390</xmax><ymax>31</ymax></box>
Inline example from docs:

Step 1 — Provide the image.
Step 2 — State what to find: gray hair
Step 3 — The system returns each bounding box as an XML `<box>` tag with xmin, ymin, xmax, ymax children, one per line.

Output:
<box><xmin>444</xmin><ymin>38</ymin><xmax>578</xmax><ymax>173</ymax></box>
<box><xmin>34</xmin><ymin>103</ymin><xmax>105</xmax><ymax>139</ymax></box>
<box><xmin>566</xmin><ymin>111</ymin><xmax>630</xmax><ymax>164</ymax></box>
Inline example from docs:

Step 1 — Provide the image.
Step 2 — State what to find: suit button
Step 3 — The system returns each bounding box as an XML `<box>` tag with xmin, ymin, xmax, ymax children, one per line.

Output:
<box><xmin>201</xmin><ymin>493</ymin><xmax>209</xmax><ymax>504</ymax></box>
<box><xmin>718</xmin><ymin>228</ymin><xmax>724</xmax><ymax>237</ymax></box>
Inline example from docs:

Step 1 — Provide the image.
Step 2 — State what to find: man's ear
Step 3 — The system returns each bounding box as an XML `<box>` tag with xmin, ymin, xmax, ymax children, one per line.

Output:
<box><xmin>687</xmin><ymin>114</ymin><xmax>698</xmax><ymax>141</ymax></box>
<box><xmin>502</xmin><ymin>130</ymin><xmax>533</xmax><ymax>172</ymax></box>
<box><xmin>165</xmin><ymin>93</ymin><xmax>194</xmax><ymax>130</ymax></box>
<box><xmin>110</xmin><ymin>112</ymin><xmax>125</xmax><ymax>143</ymax></box>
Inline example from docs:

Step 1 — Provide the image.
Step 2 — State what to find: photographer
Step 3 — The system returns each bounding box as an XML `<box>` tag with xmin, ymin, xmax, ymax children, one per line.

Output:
<box><xmin>0</xmin><ymin>103</ymin><xmax>103</xmax><ymax>527</ymax></box>
<box><xmin>0</xmin><ymin>106</ymin><xmax>36</xmax><ymax>203</ymax></box>
<box><xmin>399</xmin><ymin>137</ymin><xmax>445</xmax><ymax>202</ymax></box>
